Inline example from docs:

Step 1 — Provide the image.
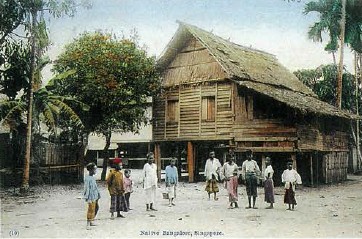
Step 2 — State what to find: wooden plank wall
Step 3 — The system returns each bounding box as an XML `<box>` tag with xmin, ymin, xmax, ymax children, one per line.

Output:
<box><xmin>153</xmin><ymin>82</ymin><xmax>234</xmax><ymax>141</ymax></box>
<box><xmin>297</xmin><ymin>125</ymin><xmax>323</xmax><ymax>151</ymax></box>
<box><xmin>153</xmin><ymin>96</ymin><xmax>166</xmax><ymax>140</ymax></box>
<box><xmin>297</xmin><ymin>124</ymin><xmax>349</xmax><ymax>151</ymax></box>
<box><xmin>233</xmin><ymin>119</ymin><xmax>297</xmax><ymax>142</ymax></box>
<box><xmin>322</xmin><ymin>152</ymin><xmax>348</xmax><ymax>183</ymax></box>
<box><xmin>180</xmin><ymin>85</ymin><xmax>200</xmax><ymax>138</ymax></box>
<box><xmin>216</xmin><ymin>83</ymin><xmax>233</xmax><ymax>136</ymax></box>
<box><xmin>42</xmin><ymin>143</ymin><xmax>83</xmax><ymax>166</ymax></box>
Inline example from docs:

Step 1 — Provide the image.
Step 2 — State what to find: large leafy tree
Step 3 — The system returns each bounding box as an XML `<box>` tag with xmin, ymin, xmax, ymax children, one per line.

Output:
<box><xmin>52</xmin><ymin>32</ymin><xmax>161</xmax><ymax>180</ymax></box>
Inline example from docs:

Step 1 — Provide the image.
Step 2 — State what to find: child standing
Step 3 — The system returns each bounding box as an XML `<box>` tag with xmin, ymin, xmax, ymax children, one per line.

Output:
<box><xmin>123</xmin><ymin>169</ymin><xmax>133</xmax><ymax>211</ymax></box>
<box><xmin>165</xmin><ymin>158</ymin><xmax>178</xmax><ymax>207</ymax></box>
<box><xmin>83</xmin><ymin>163</ymin><xmax>100</xmax><ymax>230</ymax></box>
<box><xmin>282</xmin><ymin>161</ymin><xmax>302</xmax><ymax>211</ymax></box>
<box><xmin>106</xmin><ymin>158</ymin><xmax>125</xmax><ymax>219</ymax></box>
<box><xmin>221</xmin><ymin>154</ymin><xmax>239</xmax><ymax>209</ymax></box>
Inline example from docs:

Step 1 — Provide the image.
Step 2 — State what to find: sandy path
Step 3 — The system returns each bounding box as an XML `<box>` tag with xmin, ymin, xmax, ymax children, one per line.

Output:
<box><xmin>1</xmin><ymin>171</ymin><xmax>362</xmax><ymax>238</ymax></box>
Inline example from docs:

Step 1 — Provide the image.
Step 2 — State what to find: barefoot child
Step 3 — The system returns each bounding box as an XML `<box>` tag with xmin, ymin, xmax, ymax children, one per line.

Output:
<box><xmin>142</xmin><ymin>152</ymin><xmax>158</xmax><ymax>211</ymax></box>
<box><xmin>264</xmin><ymin>157</ymin><xmax>275</xmax><ymax>209</ymax></box>
<box><xmin>84</xmin><ymin>163</ymin><xmax>100</xmax><ymax>229</ymax></box>
<box><xmin>241</xmin><ymin>150</ymin><xmax>260</xmax><ymax>209</ymax></box>
<box><xmin>204</xmin><ymin>151</ymin><xmax>221</xmax><ymax>201</ymax></box>
<box><xmin>123</xmin><ymin>169</ymin><xmax>133</xmax><ymax>211</ymax></box>
<box><xmin>221</xmin><ymin>154</ymin><xmax>239</xmax><ymax>209</ymax></box>
<box><xmin>165</xmin><ymin>158</ymin><xmax>178</xmax><ymax>207</ymax></box>
<box><xmin>282</xmin><ymin>161</ymin><xmax>302</xmax><ymax>211</ymax></box>
<box><xmin>106</xmin><ymin>158</ymin><xmax>125</xmax><ymax>219</ymax></box>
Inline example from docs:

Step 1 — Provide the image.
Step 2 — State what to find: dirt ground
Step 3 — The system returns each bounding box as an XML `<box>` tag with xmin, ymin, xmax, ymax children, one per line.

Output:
<box><xmin>1</xmin><ymin>169</ymin><xmax>362</xmax><ymax>238</ymax></box>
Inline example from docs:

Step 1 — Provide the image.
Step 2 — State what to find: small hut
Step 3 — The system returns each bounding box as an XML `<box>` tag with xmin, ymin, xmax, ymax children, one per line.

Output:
<box><xmin>152</xmin><ymin>22</ymin><xmax>358</xmax><ymax>185</ymax></box>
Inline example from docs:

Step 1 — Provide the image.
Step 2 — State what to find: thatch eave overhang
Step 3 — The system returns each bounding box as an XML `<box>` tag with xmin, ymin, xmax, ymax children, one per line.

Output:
<box><xmin>233</xmin><ymin>79</ymin><xmax>360</xmax><ymax>120</ymax></box>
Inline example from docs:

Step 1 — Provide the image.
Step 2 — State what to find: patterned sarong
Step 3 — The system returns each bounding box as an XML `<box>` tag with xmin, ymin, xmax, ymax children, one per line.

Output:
<box><xmin>205</xmin><ymin>179</ymin><xmax>219</xmax><ymax>193</ymax></box>
<box><xmin>110</xmin><ymin>195</ymin><xmax>122</xmax><ymax>213</ymax></box>
<box><xmin>87</xmin><ymin>200</ymin><xmax>98</xmax><ymax>221</ymax></box>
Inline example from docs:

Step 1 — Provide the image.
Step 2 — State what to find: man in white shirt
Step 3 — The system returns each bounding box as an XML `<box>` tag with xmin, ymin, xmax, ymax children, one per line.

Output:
<box><xmin>204</xmin><ymin>151</ymin><xmax>221</xmax><ymax>201</ymax></box>
<box><xmin>241</xmin><ymin>150</ymin><xmax>260</xmax><ymax>209</ymax></box>
<box><xmin>142</xmin><ymin>152</ymin><xmax>158</xmax><ymax>211</ymax></box>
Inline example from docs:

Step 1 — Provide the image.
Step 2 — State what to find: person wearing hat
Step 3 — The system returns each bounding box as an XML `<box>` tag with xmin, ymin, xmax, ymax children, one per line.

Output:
<box><xmin>264</xmin><ymin>157</ymin><xmax>275</xmax><ymax>209</ymax></box>
<box><xmin>142</xmin><ymin>152</ymin><xmax>158</xmax><ymax>211</ymax></box>
<box><xmin>84</xmin><ymin>163</ymin><xmax>100</xmax><ymax>229</ymax></box>
<box><xmin>165</xmin><ymin>158</ymin><xmax>178</xmax><ymax>207</ymax></box>
<box><xmin>106</xmin><ymin>157</ymin><xmax>125</xmax><ymax>219</ymax></box>
<box><xmin>241</xmin><ymin>150</ymin><xmax>260</xmax><ymax>209</ymax></box>
<box><xmin>282</xmin><ymin>161</ymin><xmax>302</xmax><ymax>210</ymax></box>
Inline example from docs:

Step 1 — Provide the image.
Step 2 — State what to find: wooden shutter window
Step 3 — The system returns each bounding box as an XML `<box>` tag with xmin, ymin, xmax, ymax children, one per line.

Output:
<box><xmin>201</xmin><ymin>96</ymin><xmax>215</xmax><ymax>121</ymax></box>
<box><xmin>167</xmin><ymin>100</ymin><xmax>179</xmax><ymax>123</ymax></box>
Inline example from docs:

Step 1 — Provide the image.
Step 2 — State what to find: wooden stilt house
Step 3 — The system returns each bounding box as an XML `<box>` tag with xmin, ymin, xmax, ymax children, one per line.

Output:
<box><xmin>153</xmin><ymin>22</ymin><xmax>358</xmax><ymax>185</ymax></box>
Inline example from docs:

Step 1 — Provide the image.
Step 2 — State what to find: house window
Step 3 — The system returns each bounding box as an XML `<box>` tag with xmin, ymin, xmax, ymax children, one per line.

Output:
<box><xmin>166</xmin><ymin>100</ymin><xmax>179</xmax><ymax>123</ymax></box>
<box><xmin>202</xmin><ymin>96</ymin><xmax>215</xmax><ymax>121</ymax></box>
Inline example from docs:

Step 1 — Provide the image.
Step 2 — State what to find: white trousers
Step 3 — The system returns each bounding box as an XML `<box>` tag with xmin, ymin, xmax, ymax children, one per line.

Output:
<box><xmin>167</xmin><ymin>185</ymin><xmax>176</xmax><ymax>199</ymax></box>
<box><xmin>144</xmin><ymin>186</ymin><xmax>156</xmax><ymax>204</ymax></box>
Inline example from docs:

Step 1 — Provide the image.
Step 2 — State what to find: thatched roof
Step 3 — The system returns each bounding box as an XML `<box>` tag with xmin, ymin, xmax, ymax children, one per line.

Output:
<box><xmin>157</xmin><ymin>22</ymin><xmax>358</xmax><ymax>120</ymax></box>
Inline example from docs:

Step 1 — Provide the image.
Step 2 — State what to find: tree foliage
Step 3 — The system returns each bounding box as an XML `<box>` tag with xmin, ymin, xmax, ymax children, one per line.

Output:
<box><xmin>51</xmin><ymin>31</ymin><xmax>161</xmax><ymax>180</ymax></box>
<box><xmin>294</xmin><ymin>64</ymin><xmax>357</xmax><ymax>111</ymax></box>
<box><xmin>52</xmin><ymin>32</ymin><xmax>161</xmax><ymax>134</ymax></box>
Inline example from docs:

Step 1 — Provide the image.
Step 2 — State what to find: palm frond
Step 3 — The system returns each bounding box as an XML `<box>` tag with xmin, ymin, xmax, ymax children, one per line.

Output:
<box><xmin>51</xmin><ymin>100</ymin><xmax>84</xmax><ymax>128</ymax></box>
<box><xmin>42</xmin><ymin>104</ymin><xmax>56</xmax><ymax>132</ymax></box>
<box><xmin>308</xmin><ymin>22</ymin><xmax>324</xmax><ymax>42</ymax></box>
<box><xmin>0</xmin><ymin>100</ymin><xmax>26</xmax><ymax>130</ymax></box>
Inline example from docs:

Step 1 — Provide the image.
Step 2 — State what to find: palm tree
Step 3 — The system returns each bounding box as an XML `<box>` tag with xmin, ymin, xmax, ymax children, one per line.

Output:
<box><xmin>336</xmin><ymin>0</ymin><xmax>346</xmax><ymax>109</ymax></box>
<box><xmin>304</xmin><ymin>0</ymin><xmax>362</xmax><ymax>170</ymax></box>
<box><xmin>304</xmin><ymin>0</ymin><xmax>341</xmax><ymax>64</ymax></box>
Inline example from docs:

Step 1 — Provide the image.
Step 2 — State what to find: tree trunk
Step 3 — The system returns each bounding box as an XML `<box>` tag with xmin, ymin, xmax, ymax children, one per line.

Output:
<box><xmin>332</xmin><ymin>51</ymin><xmax>337</xmax><ymax>65</ymax></box>
<box><xmin>336</xmin><ymin>0</ymin><xmax>346</xmax><ymax>109</ymax></box>
<box><xmin>360</xmin><ymin>53</ymin><xmax>362</xmax><ymax>170</ymax></box>
<box><xmin>354</xmin><ymin>51</ymin><xmax>361</xmax><ymax>171</ymax></box>
<box><xmin>20</xmin><ymin>8</ymin><xmax>37</xmax><ymax>193</ymax></box>
<box><xmin>100</xmin><ymin>130</ymin><xmax>111</xmax><ymax>181</ymax></box>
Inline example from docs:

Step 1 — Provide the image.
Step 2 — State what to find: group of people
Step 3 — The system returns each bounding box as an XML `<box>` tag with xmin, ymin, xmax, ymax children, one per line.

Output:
<box><xmin>83</xmin><ymin>152</ymin><xmax>178</xmax><ymax>229</ymax></box>
<box><xmin>83</xmin><ymin>157</ymin><xmax>134</xmax><ymax>229</ymax></box>
<box><xmin>204</xmin><ymin>150</ymin><xmax>302</xmax><ymax>211</ymax></box>
<box><xmin>83</xmin><ymin>149</ymin><xmax>302</xmax><ymax>229</ymax></box>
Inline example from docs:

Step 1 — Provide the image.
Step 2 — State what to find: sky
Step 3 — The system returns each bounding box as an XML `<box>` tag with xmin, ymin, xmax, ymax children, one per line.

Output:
<box><xmin>44</xmin><ymin>0</ymin><xmax>354</xmax><ymax>80</ymax></box>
